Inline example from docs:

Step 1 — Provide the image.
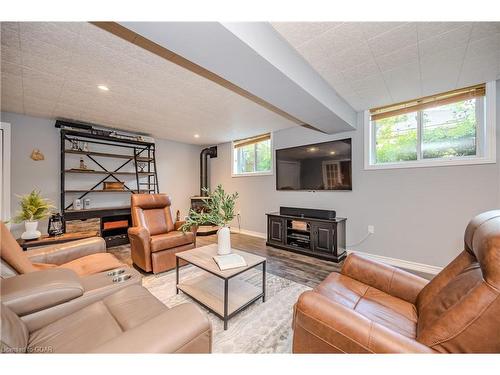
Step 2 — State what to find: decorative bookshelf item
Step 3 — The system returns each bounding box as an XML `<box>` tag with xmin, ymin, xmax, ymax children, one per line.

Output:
<box><xmin>103</xmin><ymin>181</ymin><xmax>125</xmax><ymax>191</ymax></box>
<box><xmin>47</xmin><ymin>213</ymin><xmax>65</xmax><ymax>236</ymax></box>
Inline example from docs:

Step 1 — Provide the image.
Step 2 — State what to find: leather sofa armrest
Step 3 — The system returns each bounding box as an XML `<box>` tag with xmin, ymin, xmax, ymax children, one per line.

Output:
<box><xmin>91</xmin><ymin>303</ymin><xmax>212</xmax><ymax>353</ymax></box>
<box><xmin>341</xmin><ymin>253</ymin><xmax>428</xmax><ymax>304</ymax></box>
<box><xmin>26</xmin><ymin>237</ymin><xmax>106</xmax><ymax>265</ymax></box>
<box><xmin>0</xmin><ymin>268</ymin><xmax>84</xmax><ymax>317</ymax></box>
<box><xmin>293</xmin><ymin>291</ymin><xmax>433</xmax><ymax>353</ymax></box>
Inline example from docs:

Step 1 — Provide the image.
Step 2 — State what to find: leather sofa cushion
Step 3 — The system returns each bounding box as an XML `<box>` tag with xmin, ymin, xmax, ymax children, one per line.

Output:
<box><xmin>150</xmin><ymin>231</ymin><xmax>195</xmax><ymax>253</ymax></box>
<box><xmin>28</xmin><ymin>285</ymin><xmax>167</xmax><ymax>353</ymax></box>
<box><xmin>1</xmin><ymin>269</ymin><xmax>84</xmax><ymax>316</ymax></box>
<box><xmin>101</xmin><ymin>284</ymin><xmax>167</xmax><ymax>331</ymax></box>
<box><xmin>1</xmin><ymin>303</ymin><xmax>29</xmax><ymax>353</ymax></box>
<box><xmin>57</xmin><ymin>253</ymin><xmax>125</xmax><ymax>276</ymax></box>
<box><xmin>315</xmin><ymin>272</ymin><xmax>417</xmax><ymax>338</ymax></box>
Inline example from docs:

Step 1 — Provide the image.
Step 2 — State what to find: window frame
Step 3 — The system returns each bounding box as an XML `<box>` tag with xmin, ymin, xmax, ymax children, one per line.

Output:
<box><xmin>231</xmin><ymin>132</ymin><xmax>274</xmax><ymax>177</ymax></box>
<box><xmin>364</xmin><ymin>81</ymin><xmax>496</xmax><ymax>170</ymax></box>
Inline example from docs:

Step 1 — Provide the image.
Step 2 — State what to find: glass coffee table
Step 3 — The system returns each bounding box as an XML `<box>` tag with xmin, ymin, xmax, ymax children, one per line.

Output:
<box><xmin>176</xmin><ymin>244</ymin><xmax>266</xmax><ymax>330</ymax></box>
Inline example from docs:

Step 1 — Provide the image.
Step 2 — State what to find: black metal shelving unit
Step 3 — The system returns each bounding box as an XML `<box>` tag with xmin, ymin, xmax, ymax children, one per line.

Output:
<box><xmin>59</xmin><ymin>122</ymin><xmax>159</xmax><ymax>247</ymax></box>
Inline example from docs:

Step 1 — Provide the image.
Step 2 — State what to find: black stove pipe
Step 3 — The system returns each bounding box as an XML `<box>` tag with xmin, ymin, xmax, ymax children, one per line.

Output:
<box><xmin>200</xmin><ymin>146</ymin><xmax>217</xmax><ymax>196</ymax></box>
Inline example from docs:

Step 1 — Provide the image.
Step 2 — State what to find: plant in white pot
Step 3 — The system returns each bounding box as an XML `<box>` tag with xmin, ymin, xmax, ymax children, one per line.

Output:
<box><xmin>181</xmin><ymin>184</ymin><xmax>238</xmax><ymax>255</ymax></box>
<box><xmin>12</xmin><ymin>190</ymin><xmax>54</xmax><ymax>240</ymax></box>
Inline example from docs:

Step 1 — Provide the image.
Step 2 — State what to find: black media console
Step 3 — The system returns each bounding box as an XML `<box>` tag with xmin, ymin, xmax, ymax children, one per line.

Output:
<box><xmin>266</xmin><ymin>207</ymin><xmax>346</xmax><ymax>263</ymax></box>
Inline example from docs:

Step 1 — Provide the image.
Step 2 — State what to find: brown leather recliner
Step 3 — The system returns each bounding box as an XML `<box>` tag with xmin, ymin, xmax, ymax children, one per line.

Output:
<box><xmin>128</xmin><ymin>194</ymin><xmax>196</xmax><ymax>274</ymax></box>
<box><xmin>293</xmin><ymin>210</ymin><xmax>500</xmax><ymax>353</ymax></box>
<box><xmin>1</xmin><ymin>222</ymin><xmax>124</xmax><ymax>277</ymax></box>
<box><xmin>1</xmin><ymin>284</ymin><xmax>212</xmax><ymax>353</ymax></box>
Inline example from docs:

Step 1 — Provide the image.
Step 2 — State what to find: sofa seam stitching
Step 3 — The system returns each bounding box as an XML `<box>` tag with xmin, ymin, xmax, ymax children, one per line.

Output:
<box><xmin>294</xmin><ymin>321</ymin><xmax>351</xmax><ymax>353</ymax></box>
<box><xmin>296</xmin><ymin>308</ymin><xmax>372</xmax><ymax>352</ymax></box>
<box><xmin>173</xmin><ymin>328</ymin><xmax>212</xmax><ymax>353</ymax></box>
<box><xmin>429</xmin><ymin>292</ymin><xmax>498</xmax><ymax>347</ymax></box>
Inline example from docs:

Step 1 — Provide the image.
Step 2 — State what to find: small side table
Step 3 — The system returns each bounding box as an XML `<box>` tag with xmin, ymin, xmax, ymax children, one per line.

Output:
<box><xmin>17</xmin><ymin>231</ymin><xmax>99</xmax><ymax>251</ymax></box>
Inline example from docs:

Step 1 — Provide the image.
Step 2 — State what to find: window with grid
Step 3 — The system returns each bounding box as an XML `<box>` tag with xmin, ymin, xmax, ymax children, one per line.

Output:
<box><xmin>232</xmin><ymin>133</ymin><xmax>272</xmax><ymax>176</ymax></box>
<box><xmin>366</xmin><ymin>83</ymin><xmax>496</xmax><ymax>169</ymax></box>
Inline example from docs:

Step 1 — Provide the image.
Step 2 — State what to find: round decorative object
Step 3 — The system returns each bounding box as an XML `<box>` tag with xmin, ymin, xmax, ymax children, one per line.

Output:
<box><xmin>21</xmin><ymin>220</ymin><xmax>41</xmax><ymax>240</ymax></box>
<box><xmin>217</xmin><ymin>225</ymin><xmax>232</xmax><ymax>255</ymax></box>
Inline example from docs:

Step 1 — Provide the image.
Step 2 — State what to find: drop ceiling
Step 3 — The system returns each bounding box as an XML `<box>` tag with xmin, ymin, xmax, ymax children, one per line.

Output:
<box><xmin>1</xmin><ymin>22</ymin><xmax>499</xmax><ymax>145</ymax></box>
<box><xmin>0</xmin><ymin>22</ymin><xmax>297</xmax><ymax>144</ymax></box>
<box><xmin>272</xmin><ymin>22</ymin><xmax>500</xmax><ymax>111</ymax></box>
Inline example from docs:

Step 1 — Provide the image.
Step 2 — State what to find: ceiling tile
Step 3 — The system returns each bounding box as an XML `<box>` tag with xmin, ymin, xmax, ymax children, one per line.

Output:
<box><xmin>354</xmin><ymin>87</ymin><xmax>392</xmax><ymax>109</ymax></box>
<box><xmin>383</xmin><ymin>62</ymin><xmax>421</xmax><ymax>101</ymax></box>
<box><xmin>368</xmin><ymin>23</ymin><xmax>417</xmax><ymax>57</ymax></box>
<box><xmin>375</xmin><ymin>44</ymin><xmax>419</xmax><ymax>72</ymax></box>
<box><xmin>1</xmin><ymin>23</ymin><xmax>19</xmax><ymax>49</ymax></box>
<box><xmin>420</xmin><ymin>47</ymin><xmax>465</xmax><ymax>93</ymax></box>
<box><xmin>274</xmin><ymin>21</ymin><xmax>499</xmax><ymax>110</ymax></box>
<box><xmin>417</xmin><ymin>22</ymin><xmax>468</xmax><ymax>41</ymax></box>
<box><xmin>341</xmin><ymin>57</ymin><xmax>380</xmax><ymax>82</ymax></box>
<box><xmin>0</xmin><ymin>61</ymin><xmax>22</xmax><ymax>76</ymax></box>
<box><xmin>330</xmin><ymin>42</ymin><xmax>373</xmax><ymax>71</ymax></box>
<box><xmin>271</xmin><ymin>22</ymin><xmax>340</xmax><ymax>47</ymax></box>
<box><xmin>1</xmin><ymin>72</ymin><xmax>23</xmax><ymax>97</ymax></box>
<box><xmin>1</xmin><ymin>45</ymin><xmax>22</xmax><ymax>65</ymax></box>
<box><xmin>23</xmin><ymin>95</ymin><xmax>56</xmax><ymax>117</ymax></box>
<box><xmin>349</xmin><ymin>74</ymin><xmax>386</xmax><ymax>93</ymax></box>
<box><xmin>458</xmin><ymin>51</ymin><xmax>500</xmax><ymax>87</ymax></box>
<box><xmin>361</xmin><ymin>22</ymin><xmax>407</xmax><ymax>39</ymax></box>
<box><xmin>22</xmin><ymin>67</ymin><xmax>64</xmax><ymax>101</ymax></box>
<box><xmin>0</xmin><ymin>93</ymin><xmax>23</xmax><ymax>113</ymax></box>
<box><xmin>470</xmin><ymin>22</ymin><xmax>500</xmax><ymax>42</ymax></box>
<box><xmin>19</xmin><ymin>22</ymin><xmax>79</xmax><ymax>52</ymax></box>
<box><xmin>418</xmin><ymin>25</ymin><xmax>471</xmax><ymax>58</ymax></box>
<box><xmin>465</xmin><ymin>33</ymin><xmax>500</xmax><ymax>60</ymax></box>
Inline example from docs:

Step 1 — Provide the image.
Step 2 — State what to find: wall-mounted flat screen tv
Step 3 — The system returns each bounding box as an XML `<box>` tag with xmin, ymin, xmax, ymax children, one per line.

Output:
<box><xmin>276</xmin><ymin>138</ymin><xmax>352</xmax><ymax>191</ymax></box>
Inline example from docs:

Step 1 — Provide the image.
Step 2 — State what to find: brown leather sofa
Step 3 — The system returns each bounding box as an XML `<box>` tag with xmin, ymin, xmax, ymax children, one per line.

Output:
<box><xmin>128</xmin><ymin>194</ymin><xmax>196</xmax><ymax>273</ymax></box>
<box><xmin>1</xmin><ymin>283</ymin><xmax>212</xmax><ymax>353</ymax></box>
<box><xmin>293</xmin><ymin>210</ymin><xmax>500</xmax><ymax>353</ymax></box>
<box><xmin>1</xmin><ymin>222</ymin><xmax>124</xmax><ymax>277</ymax></box>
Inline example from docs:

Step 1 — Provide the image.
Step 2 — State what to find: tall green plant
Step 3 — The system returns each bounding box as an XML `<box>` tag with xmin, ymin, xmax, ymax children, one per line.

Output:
<box><xmin>11</xmin><ymin>190</ymin><xmax>54</xmax><ymax>223</ymax></box>
<box><xmin>180</xmin><ymin>185</ymin><xmax>238</xmax><ymax>231</ymax></box>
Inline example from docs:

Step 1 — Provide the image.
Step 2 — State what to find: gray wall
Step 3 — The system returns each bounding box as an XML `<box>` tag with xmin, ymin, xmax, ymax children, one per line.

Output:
<box><xmin>1</xmin><ymin>112</ymin><xmax>200</xmax><ymax>236</ymax></box>
<box><xmin>210</xmin><ymin>84</ymin><xmax>500</xmax><ymax>267</ymax></box>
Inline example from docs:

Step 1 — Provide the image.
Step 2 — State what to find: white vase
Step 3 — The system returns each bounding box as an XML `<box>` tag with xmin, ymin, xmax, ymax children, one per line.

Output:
<box><xmin>21</xmin><ymin>220</ymin><xmax>41</xmax><ymax>240</ymax></box>
<box><xmin>217</xmin><ymin>225</ymin><xmax>232</xmax><ymax>255</ymax></box>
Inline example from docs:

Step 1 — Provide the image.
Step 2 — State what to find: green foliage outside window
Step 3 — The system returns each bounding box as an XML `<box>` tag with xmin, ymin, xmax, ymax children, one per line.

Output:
<box><xmin>235</xmin><ymin>138</ymin><xmax>271</xmax><ymax>174</ymax></box>
<box><xmin>374</xmin><ymin>99</ymin><xmax>478</xmax><ymax>164</ymax></box>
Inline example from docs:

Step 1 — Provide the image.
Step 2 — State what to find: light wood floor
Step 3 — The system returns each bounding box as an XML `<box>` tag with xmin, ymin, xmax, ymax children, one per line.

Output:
<box><xmin>109</xmin><ymin>232</ymin><xmax>432</xmax><ymax>287</ymax></box>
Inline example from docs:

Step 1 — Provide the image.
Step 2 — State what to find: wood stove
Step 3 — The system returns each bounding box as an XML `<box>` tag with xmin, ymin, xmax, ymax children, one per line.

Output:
<box><xmin>190</xmin><ymin>146</ymin><xmax>218</xmax><ymax>235</ymax></box>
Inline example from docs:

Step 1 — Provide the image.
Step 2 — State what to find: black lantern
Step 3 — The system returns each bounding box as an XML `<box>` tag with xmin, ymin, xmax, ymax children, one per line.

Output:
<box><xmin>47</xmin><ymin>213</ymin><xmax>65</xmax><ymax>236</ymax></box>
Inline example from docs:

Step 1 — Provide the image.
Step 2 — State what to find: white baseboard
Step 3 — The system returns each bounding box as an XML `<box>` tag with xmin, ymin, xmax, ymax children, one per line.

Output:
<box><xmin>230</xmin><ymin>227</ymin><xmax>442</xmax><ymax>275</ymax></box>
<box><xmin>230</xmin><ymin>227</ymin><xmax>267</xmax><ymax>239</ymax></box>
<box><xmin>347</xmin><ymin>249</ymin><xmax>442</xmax><ymax>275</ymax></box>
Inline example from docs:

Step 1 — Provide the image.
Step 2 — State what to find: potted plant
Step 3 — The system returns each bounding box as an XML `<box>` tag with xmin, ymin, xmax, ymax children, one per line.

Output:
<box><xmin>11</xmin><ymin>190</ymin><xmax>55</xmax><ymax>240</ymax></box>
<box><xmin>181</xmin><ymin>184</ymin><xmax>238</xmax><ymax>255</ymax></box>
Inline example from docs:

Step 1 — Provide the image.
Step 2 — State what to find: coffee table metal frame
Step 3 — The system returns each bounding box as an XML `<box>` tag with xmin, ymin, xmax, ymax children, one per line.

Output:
<box><xmin>176</xmin><ymin>255</ymin><xmax>266</xmax><ymax>330</ymax></box>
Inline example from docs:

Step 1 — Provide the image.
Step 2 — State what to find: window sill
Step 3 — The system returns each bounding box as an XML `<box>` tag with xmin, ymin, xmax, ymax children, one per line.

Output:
<box><xmin>364</xmin><ymin>156</ymin><xmax>496</xmax><ymax>170</ymax></box>
<box><xmin>231</xmin><ymin>171</ymin><xmax>273</xmax><ymax>178</ymax></box>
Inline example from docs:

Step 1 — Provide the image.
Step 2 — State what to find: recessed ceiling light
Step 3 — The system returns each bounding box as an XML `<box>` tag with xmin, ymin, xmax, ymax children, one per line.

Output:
<box><xmin>308</xmin><ymin>147</ymin><xmax>318</xmax><ymax>152</ymax></box>
<box><xmin>330</xmin><ymin>151</ymin><xmax>336</xmax><ymax>155</ymax></box>
<box><xmin>97</xmin><ymin>85</ymin><xmax>109</xmax><ymax>91</ymax></box>
<box><xmin>194</xmin><ymin>134</ymin><xmax>200</xmax><ymax>138</ymax></box>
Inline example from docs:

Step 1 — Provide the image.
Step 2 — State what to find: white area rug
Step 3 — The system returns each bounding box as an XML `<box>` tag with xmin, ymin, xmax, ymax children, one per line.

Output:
<box><xmin>142</xmin><ymin>266</ymin><xmax>310</xmax><ymax>353</ymax></box>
